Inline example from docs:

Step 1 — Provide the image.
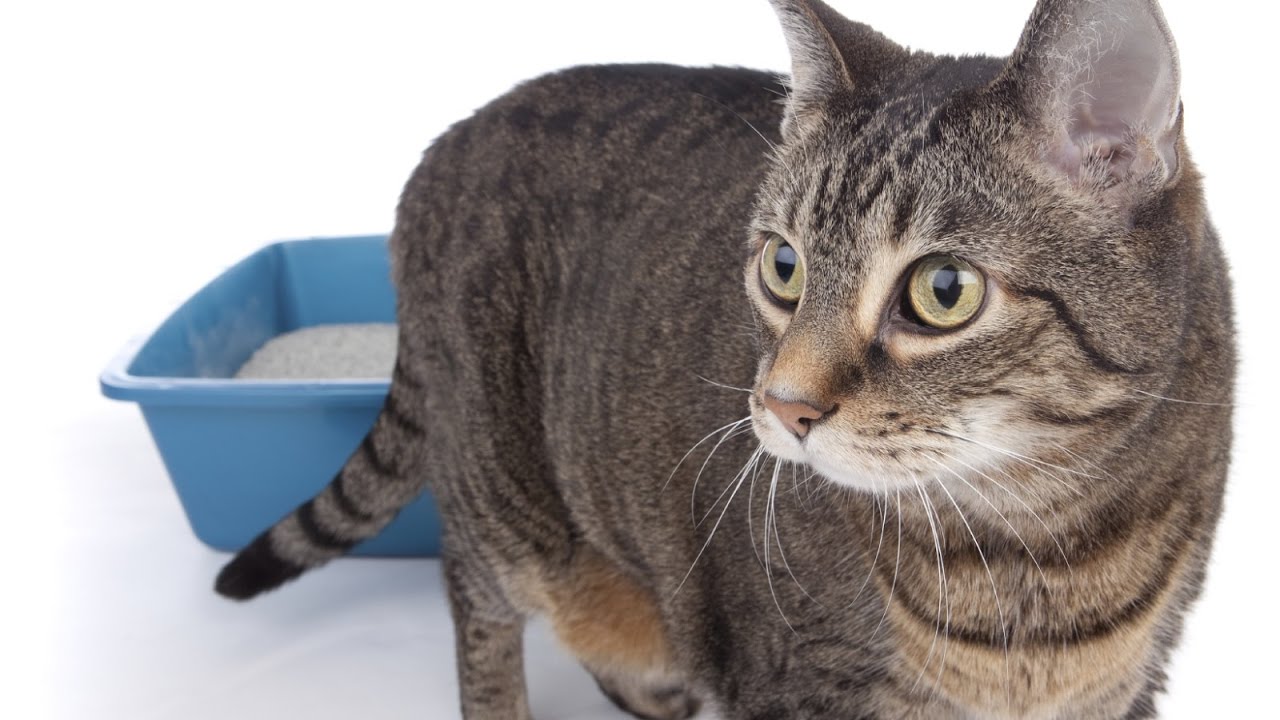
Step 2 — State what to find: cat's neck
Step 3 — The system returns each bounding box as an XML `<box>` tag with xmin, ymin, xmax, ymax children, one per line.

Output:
<box><xmin>870</xmin><ymin>468</ymin><xmax>1200</xmax><ymax>717</ymax></box>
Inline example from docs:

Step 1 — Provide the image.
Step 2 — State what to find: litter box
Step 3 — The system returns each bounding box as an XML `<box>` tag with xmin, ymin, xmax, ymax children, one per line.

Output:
<box><xmin>100</xmin><ymin>235</ymin><xmax>442</xmax><ymax>556</ymax></box>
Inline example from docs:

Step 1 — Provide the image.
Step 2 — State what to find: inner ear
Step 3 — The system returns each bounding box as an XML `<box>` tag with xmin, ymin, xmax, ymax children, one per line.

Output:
<box><xmin>996</xmin><ymin>0</ymin><xmax>1182</xmax><ymax>192</ymax></box>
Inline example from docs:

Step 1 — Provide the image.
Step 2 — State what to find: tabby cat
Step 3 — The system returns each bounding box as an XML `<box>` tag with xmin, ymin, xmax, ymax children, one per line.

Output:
<box><xmin>215</xmin><ymin>0</ymin><xmax>1235</xmax><ymax>717</ymax></box>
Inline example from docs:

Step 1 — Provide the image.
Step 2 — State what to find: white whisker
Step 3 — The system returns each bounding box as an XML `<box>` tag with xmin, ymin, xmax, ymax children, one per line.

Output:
<box><xmin>915</xmin><ymin>480</ymin><xmax>952</xmax><ymax>699</ymax></box>
<box><xmin>692</xmin><ymin>92</ymin><xmax>779</xmax><ymax>154</ymax></box>
<box><xmin>771</xmin><ymin>463</ymin><xmax>825</xmax><ymax>608</ymax></box>
<box><xmin>1046</xmin><ymin>440</ymin><xmax>1116</xmax><ymax>482</ymax></box>
<box><xmin>844</xmin><ymin>482</ymin><xmax>890</xmax><ymax>604</ymax></box>
<box><xmin>697</xmin><ymin>444</ymin><xmax>765</xmax><ymax>528</ymax></box>
<box><xmin>746</xmin><ymin>448</ymin><xmax>770</xmax><ymax>570</ymax></box>
<box><xmin>690</xmin><ymin>421</ymin><xmax>755</xmax><ymax>522</ymax></box>
<box><xmin>927</xmin><ymin>427</ymin><xmax>1093</xmax><ymax>490</ymax></box>
<box><xmin>663</xmin><ymin>416</ymin><xmax>751</xmax><ymax>492</ymax></box>
<box><xmin>870</xmin><ymin>488</ymin><xmax>903</xmax><ymax>640</ymax></box>
<box><xmin>672</xmin><ymin>444</ymin><xmax>762</xmax><ymax>598</ymax></box>
<box><xmin>909</xmin><ymin>478</ymin><xmax>950</xmax><ymax>697</ymax></box>
<box><xmin>927</xmin><ymin>454</ymin><xmax>1049</xmax><ymax>589</ymax></box>
<box><xmin>944</xmin><ymin>449</ymin><xmax>1073</xmax><ymax>572</ymax></box>
<box><xmin>1134</xmin><ymin>389</ymin><xmax>1232</xmax><ymax>407</ymax></box>
<box><xmin>933</xmin><ymin>475</ymin><xmax>1012</xmax><ymax>701</ymax></box>
<box><xmin>695</xmin><ymin>374</ymin><xmax>753</xmax><ymax>394</ymax></box>
<box><xmin>764</xmin><ymin>458</ymin><xmax>798</xmax><ymax>633</ymax></box>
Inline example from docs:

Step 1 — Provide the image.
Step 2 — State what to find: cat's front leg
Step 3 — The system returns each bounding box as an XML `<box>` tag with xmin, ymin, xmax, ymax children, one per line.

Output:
<box><xmin>444</xmin><ymin>555</ymin><xmax>533</xmax><ymax>720</ymax></box>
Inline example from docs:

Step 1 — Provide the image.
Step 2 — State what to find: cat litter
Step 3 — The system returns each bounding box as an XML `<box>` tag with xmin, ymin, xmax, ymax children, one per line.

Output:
<box><xmin>235</xmin><ymin>323</ymin><xmax>398</xmax><ymax>380</ymax></box>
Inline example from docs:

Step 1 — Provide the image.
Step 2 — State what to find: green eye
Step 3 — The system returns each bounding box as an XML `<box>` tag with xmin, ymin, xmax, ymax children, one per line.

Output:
<box><xmin>761</xmin><ymin>235</ymin><xmax>805</xmax><ymax>306</ymax></box>
<box><xmin>907</xmin><ymin>255</ymin><xmax>985</xmax><ymax>329</ymax></box>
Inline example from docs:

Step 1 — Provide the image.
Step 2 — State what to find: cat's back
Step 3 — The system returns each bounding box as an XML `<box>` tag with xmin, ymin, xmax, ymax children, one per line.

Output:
<box><xmin>389</xmin><ymin>63</ymin><xmax>781</xmax><ymax>391</ymax></box>
<box><xmin>393</xmin><ymin>63</ymin><xmax>783</xmax><ymax>273</ymax></box>
<box><xmin>425</xmin><ymin>62</ymin><xmax>781</xmax><ymax>184</ymax></box>
<box><xmin>393</xmin><ymin>60</ymin><xmax>783</xmax><ymax>382</ymax></box>
<box><xmin>393</xmin><ymin>62</ymin><xmax>785</xmax><ymax>400</ymax></box>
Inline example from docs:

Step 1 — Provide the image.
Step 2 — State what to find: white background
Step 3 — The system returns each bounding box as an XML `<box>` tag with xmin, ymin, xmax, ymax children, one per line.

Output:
<box><xmin>2</xmin><ymin>0</ymin><xmax>1276</xmax><ymax>717</ymax></box>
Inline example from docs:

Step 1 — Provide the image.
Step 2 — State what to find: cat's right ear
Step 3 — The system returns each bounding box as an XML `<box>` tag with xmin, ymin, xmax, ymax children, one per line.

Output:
<box><xmin>769</xmin><ymin>0</ymin><xmax>908</xmax><ymax>141</ymax></box>
<box><xmin>992</xmin><ymin>0</ymin><xmax>1183</xmax><ymax>198</ymax></box>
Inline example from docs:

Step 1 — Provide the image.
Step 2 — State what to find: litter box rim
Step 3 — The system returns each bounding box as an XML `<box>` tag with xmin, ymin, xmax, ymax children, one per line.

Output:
<box><xmin>100</xmin><ymin>340</ymin><xmax>392</xmax><ymax>407</ymax></box>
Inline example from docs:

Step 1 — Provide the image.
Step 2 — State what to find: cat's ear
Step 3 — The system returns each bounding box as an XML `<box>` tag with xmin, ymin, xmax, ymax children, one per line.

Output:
<box><xmin>995</xmin><ymin>0</ymin><xmax>1182</xmax><ymax>194</ymax></box>
<box><xmin>769</xmin><ymin>0</ymin><xmax>908</xmax><ymax>141</ymax></box>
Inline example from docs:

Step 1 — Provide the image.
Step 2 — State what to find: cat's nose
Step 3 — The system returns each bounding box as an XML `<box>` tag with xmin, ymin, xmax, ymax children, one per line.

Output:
<box><xmin>762</xmin><ymin>393</ymin><xmax>835</xmax><ymax>439</ymax></box>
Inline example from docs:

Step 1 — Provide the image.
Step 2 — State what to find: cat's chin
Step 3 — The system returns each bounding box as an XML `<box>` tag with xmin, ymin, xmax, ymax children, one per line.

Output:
<box><xmin>802</xmin><ymin>452</ymin><xmax>909</xmax><ymax>494</ymax></box>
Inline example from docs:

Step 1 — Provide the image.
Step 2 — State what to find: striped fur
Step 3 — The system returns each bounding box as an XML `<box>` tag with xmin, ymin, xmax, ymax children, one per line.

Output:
<box><xmin>216</xmin><ymin>1</ymin><xmax>1233</xmax><ymax>718</ymax></box>
<box><xmin>215</xmin><ymin>363</ymin><xmax>430</xmax><ymax>599</ymax></box>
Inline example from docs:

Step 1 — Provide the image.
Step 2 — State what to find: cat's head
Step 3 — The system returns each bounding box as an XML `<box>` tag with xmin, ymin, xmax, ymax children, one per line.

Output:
<box><xmin>747</xmin><ymin>0</ymin><xmax>1198</xmax><ymax>507</ymax></box>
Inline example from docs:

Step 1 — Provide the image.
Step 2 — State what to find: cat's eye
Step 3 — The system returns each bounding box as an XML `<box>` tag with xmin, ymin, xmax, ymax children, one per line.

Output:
<box><xmin>760</xmin><ymin>235</ymin><xmax>805</xmax><ymax>306</ymax></box>
<box><xmin>906</xmin><ymin>255</ymin><xmax>985</xmax><ymax>329</ymax></box>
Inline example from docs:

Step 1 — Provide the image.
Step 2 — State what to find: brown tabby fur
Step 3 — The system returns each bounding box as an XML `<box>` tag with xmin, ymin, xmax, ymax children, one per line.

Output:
<box><xmin>215</xmin><ymin>1</ymin><xmax>1234</xmax><ymax>718</ymax></box>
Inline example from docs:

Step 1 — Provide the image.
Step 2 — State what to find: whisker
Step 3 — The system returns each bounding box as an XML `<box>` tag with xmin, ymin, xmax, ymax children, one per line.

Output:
<box><xmin>760</xmin><ymin>82</ymin><xmax>789</xmax><ymax>98</ymax></box>
<box><xmin>933</xmin><ymin>476</ymin><xmax>1012</xmax><ymax>701</ymax></box>
<box><xmin>803</xmin><ymin>466</ymin><xmax>825</xmax><ymax>506</ymax></box>
<box><xmin>1045</xmin><ymin>440</ymin><xmax>1116</xmax><ymax>483</ymax></box>
<box><xmin>957</xmin><ymin>443</ymin><xmax>1054</xmax><ymax>508</ymax></box>
<box><xmin>672</xmin><ymin>444</ymin><xmax>761</xmax><ymax>598</ymax></box>
<box><xmin>663</xmin><ymin>416</ymin><xmax>751</xmax><ymax>491</ymax></box>
<box><xmin>770</xmin><ymin>463</ymin><xmax>826</xmax><ymax>608</ymax></box>
<box><xmin>944</xmin><ymin>449</ymin><xmax>1073</xmax><ymax>571</ymax></box>
<box><xmin>870</xmin><ymin>488</ymin><xmax>903</xmax><ymax>640</ymax></box>
<box><xmin>695</xmin><ymin>374</ymin><xmax>753</xmax><ymax>394</ymax></box>
<box><xmin>926</xmin><ymin>427</ymin><xmax>1094</xmax><ymax>489</ymax></box>
<box><xmin>692</xmin><ymin>92</ymin><xmax>779</xmax><ymax>153</ymax></box>
<box><xmin>764</xmin><ymin>458</ymin><xmax>798</xmax><ymax>633</ymax></box>
<box><xmin>915</xmin><ymin>479</ymin><xmax>952</xmax><ymax>699</ymax></box>
<box><xmin>943</xmin><ymin>443</ymin><xmax>1081</xmax><ymax>503</ymax></box>
<box><xmin>927</xmin><ymin>455</ymin><xmax>1050</xmax><ymax>589</ymax></box>
<box><xmin>690</xmin><ymin>422</ymin><xmax>755</xmax><ymax>522</ymax></box>
<box><xmin>844</xmin><ymin>483</ymin><xmax>889</xmax><ymax>604</ymax></box>
<box><xmin>789</xmin><ymin>462</ymin><xmax>822</xmax><ymax>513</ymax></box>
<box><xmin>746</xmin><ymin>448</ymin><xmax>769</xmax><ymax>570</ymax></box>
<box><xmin>697</xmin><ymin>445</ymin><xmax>765</xmax><ymax>528</ymax></box>
<box><xmin>1133</xmin><ymin>389</ymin><xmax>1232</xmax><ymax>407</ymax></box>
<box><xmin>909</xmin><ymin>478</ymin><xmax>949</xmax><ymax>696</ymax></box>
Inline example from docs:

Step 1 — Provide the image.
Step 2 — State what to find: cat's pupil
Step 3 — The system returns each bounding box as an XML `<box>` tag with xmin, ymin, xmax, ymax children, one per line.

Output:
<box><xmin>932</xmin><ymin>265</ymin><xmax>962</xmax><ymax>309</ymax></box>
<box><xmin>775</xmin><ymin>244</ymin><xmax>797</xmax><ymax>283</ymax></box>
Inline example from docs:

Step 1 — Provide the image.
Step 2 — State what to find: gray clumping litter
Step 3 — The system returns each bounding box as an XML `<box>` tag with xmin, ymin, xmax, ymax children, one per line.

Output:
<box><xmin>234</xmin><ymin>323</ymin><xmax>398</xmax><ymax>380</ymax></box>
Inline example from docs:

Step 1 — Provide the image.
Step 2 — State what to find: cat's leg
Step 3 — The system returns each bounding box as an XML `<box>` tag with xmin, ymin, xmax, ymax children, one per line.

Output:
<box><xmin>444</xmin><ymin>554</ymin><xmax>533</xmax><ymax>720</ymax></box>
<box><xmin>546</xmin><ymin>547</ymin><xmax>701</xmax><ymax>720</ymax></box>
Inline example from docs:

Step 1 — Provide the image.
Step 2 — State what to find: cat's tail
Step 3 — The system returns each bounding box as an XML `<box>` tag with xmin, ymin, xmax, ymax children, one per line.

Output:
<box><xmin>214</xmin><ymin>357</ymin><xmax>432</xmax><ymax>601</ymax></box>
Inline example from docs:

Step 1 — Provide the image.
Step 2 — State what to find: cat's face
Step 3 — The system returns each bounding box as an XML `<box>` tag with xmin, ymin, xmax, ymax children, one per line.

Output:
<box><xmin>748</xmin><ymin>0</ymin><xmax>1191</xmax><ymax>510</ymax></box>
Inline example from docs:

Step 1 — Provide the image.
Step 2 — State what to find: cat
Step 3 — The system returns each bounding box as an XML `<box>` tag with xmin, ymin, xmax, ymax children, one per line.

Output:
<box><xmin>214</xmin><ymin>0</ymin><xmax>1235</xmax><ymax>717</ymax></box>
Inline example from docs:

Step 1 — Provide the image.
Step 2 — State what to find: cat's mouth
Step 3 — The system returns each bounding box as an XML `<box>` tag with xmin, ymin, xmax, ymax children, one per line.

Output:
<box><xmin>750</xmin><ymin>394</ymin><xmax>887</xmax><ymax>491</ymax></box>
<box><xmin>748</xmin><ymin>392</ymin><xmax>961</xmax><ymax>493</ymax></box>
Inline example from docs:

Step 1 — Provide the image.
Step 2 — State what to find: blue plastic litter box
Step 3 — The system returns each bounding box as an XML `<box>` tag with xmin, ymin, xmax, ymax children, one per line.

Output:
<box><xmin>100</xmin><ymin>235</ymin><xmax>441</xmax><ymax>556</ymax></box>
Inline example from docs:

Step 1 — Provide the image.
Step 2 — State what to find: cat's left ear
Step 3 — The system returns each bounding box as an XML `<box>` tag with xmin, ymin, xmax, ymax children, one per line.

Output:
<box><xmin>994</xmin><ymin>0</ymin><xmax>1182</xmax><ymax>195</ymax></box>
<box><xmin>769</xmin><ymin>0</ymin><xmax>908</xmax><ymax>141</ymax></box>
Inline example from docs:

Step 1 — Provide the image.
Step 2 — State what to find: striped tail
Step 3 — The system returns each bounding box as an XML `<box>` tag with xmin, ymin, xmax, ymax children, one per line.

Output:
<box><xmin>215</xmin><ymin>359</ymin><xmax>431</xmax><ymax>600</ymax></box>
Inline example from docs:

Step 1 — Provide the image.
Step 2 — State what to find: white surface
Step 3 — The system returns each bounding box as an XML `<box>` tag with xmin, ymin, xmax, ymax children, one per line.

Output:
<box><xmin>42</xmin><ymin>402</ymin><xmax>628</xmax><ymax>720</ymax></box>
<box><xmin>41</xmin><ymin>401</ymin><xmax>628</xmax><ymax>720</ymax></box>
<box><xmin>3</xmin><ymin>1</ymin><xmax>1277</xmax><ymax>718</ymax></box>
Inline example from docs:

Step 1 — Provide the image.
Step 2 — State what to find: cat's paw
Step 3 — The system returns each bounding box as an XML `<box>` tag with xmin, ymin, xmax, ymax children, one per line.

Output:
<box><xmin>593</xmin><ymin>672</ymin><xmax>701</xmax><ymax>720</ymax></box>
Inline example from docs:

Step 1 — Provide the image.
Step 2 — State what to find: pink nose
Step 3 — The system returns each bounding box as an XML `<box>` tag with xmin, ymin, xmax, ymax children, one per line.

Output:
<box><xmin>762</xmin><ymin>394</ymin><xmax>834</xmax><ymax>438</ymax></box>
